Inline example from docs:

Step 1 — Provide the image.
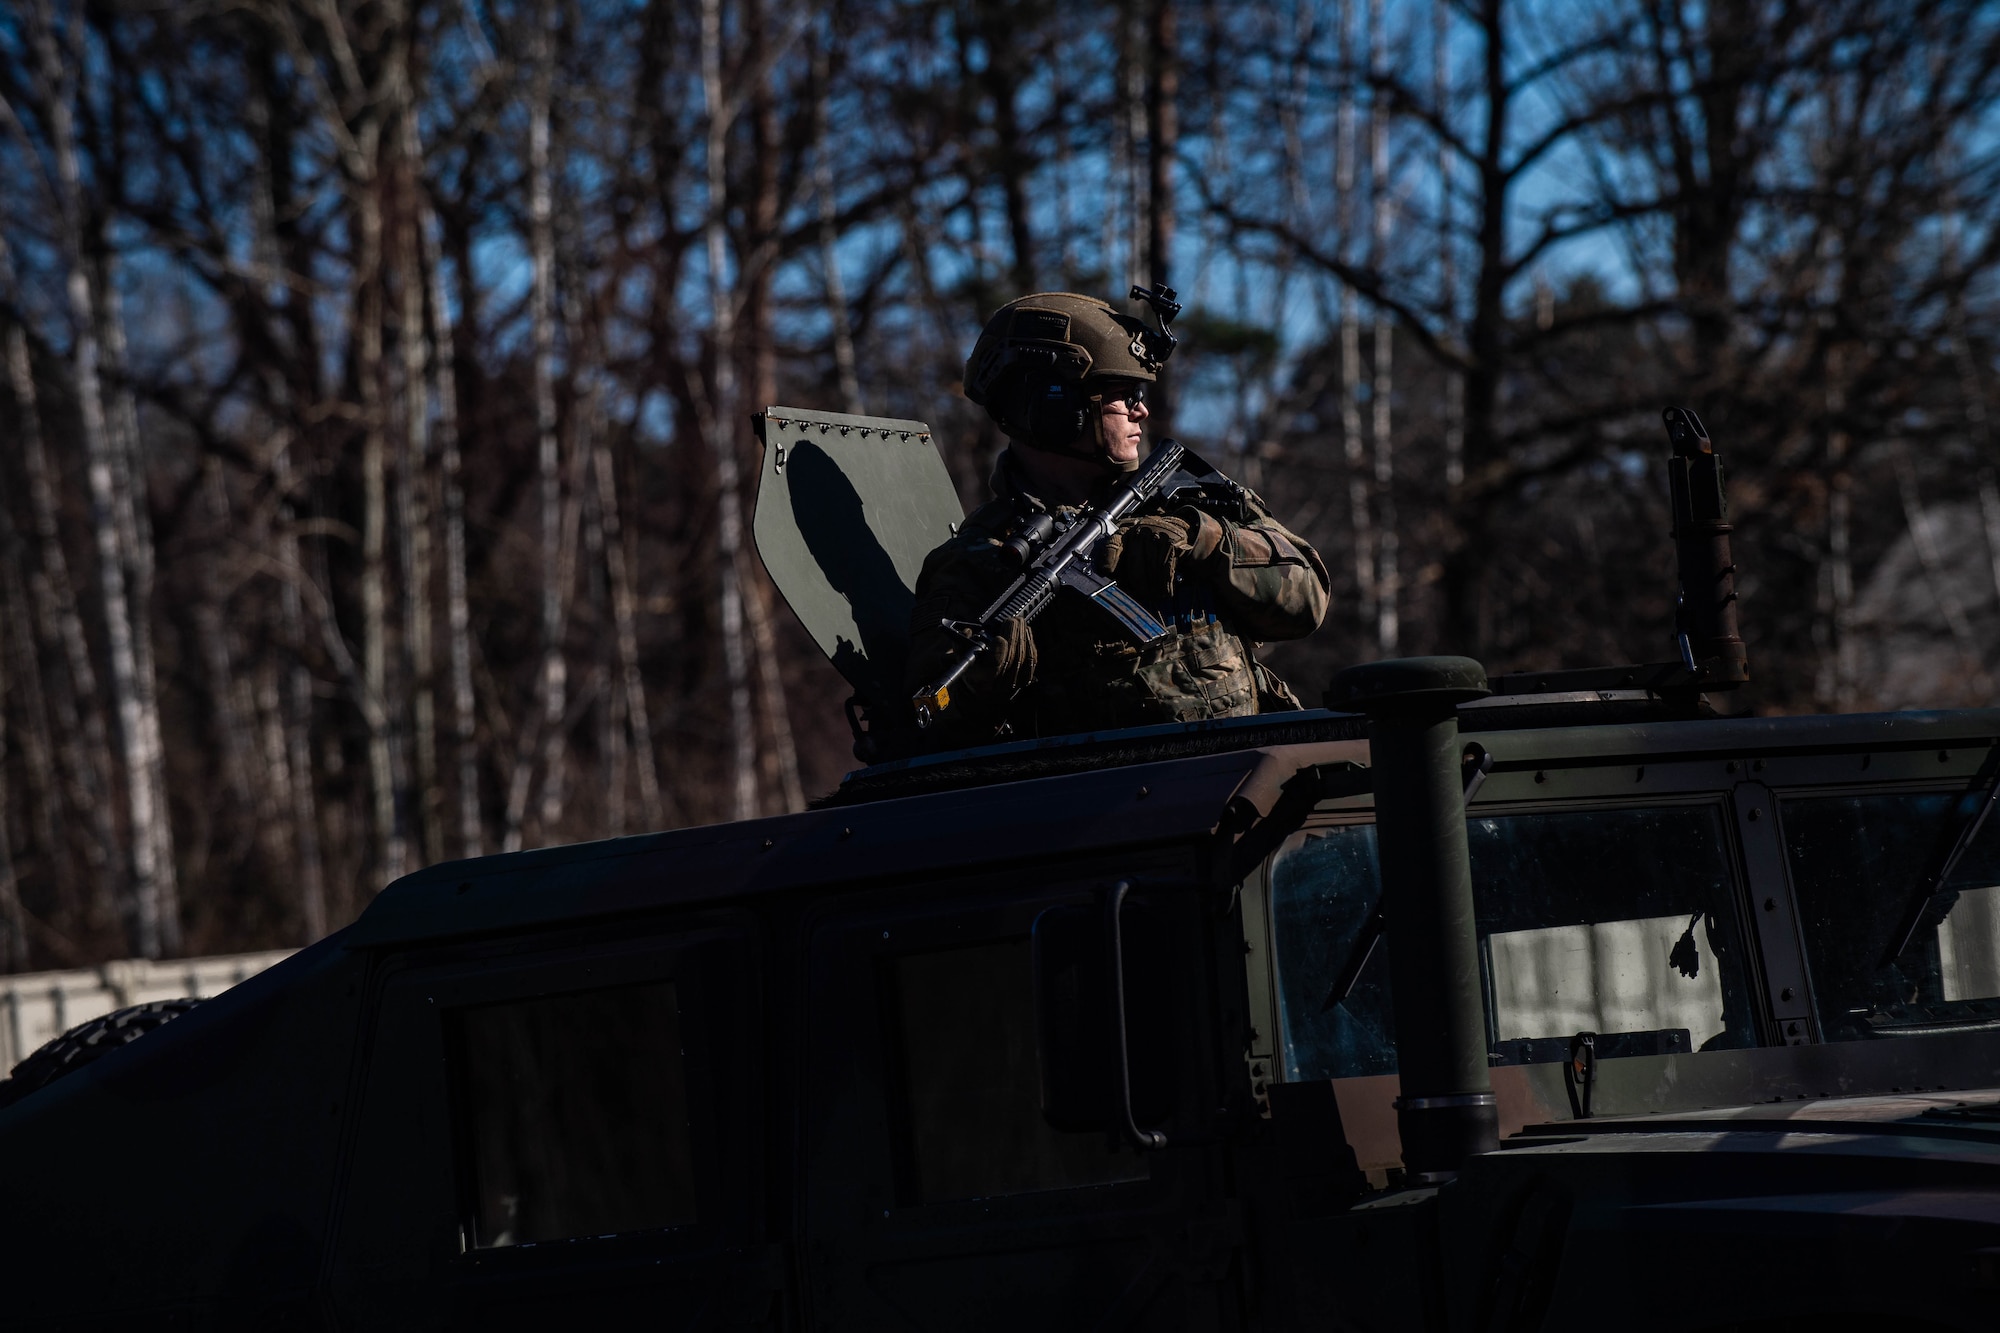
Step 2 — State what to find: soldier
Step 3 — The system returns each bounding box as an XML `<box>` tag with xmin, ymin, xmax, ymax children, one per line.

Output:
<box><xmin>906</xmin><ymin>291</ymin><xmax>1329</xmax><ymax>751</ymax></box>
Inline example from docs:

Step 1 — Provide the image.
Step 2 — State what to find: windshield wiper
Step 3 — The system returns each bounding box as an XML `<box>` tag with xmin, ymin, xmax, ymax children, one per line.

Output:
<box><xmin>1320</xmin><ymin>747</ymin><xmax>1493</xmax><ymax>1012</ymax></box>
<box><xmin>1855</xmin><ymin>1000</ymin><xmax>2000</xmax><ymax>1038</ymax></box>
<box><xmin>1880</xmin><ymin>743</ymin><xmax>2000</xmax><ymax>967</ymax></box>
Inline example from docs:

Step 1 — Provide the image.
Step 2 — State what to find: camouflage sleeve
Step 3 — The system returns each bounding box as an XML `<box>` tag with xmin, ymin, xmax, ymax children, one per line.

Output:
<box><xmin>904</xmin><ymin>524</ymin><xmax>1023</xmax><ymax>747</ymax></box>
<box><xmin>1185</xmin><ymin>498</ymin><xmax>1329</xmax><ymax>642</ymax></box>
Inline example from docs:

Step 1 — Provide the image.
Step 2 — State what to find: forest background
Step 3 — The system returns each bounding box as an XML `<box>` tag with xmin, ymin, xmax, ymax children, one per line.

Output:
<box><xmin>0</xmin><ymin>0</ymin><xmax>1997</xmax><ymax>969</ymax></box>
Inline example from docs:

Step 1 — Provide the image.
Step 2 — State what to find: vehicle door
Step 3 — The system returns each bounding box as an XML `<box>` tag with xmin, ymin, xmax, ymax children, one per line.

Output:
<box><xmin>800</xmin><ymin>874</ymin><xmax>1242</xmax><ymax>1332</ymax></box>
<box><xmin>327</xmin><ymin>915</ymin><xmax>773</xmax><ymax>1331</ymax></box>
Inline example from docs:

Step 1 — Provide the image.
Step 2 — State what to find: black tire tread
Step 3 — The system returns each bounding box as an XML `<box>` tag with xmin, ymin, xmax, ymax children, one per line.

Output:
<box><xmin>0</xmin><ymin>997</ymin><xmax>200</xmax><ymax>1111</ymax></box>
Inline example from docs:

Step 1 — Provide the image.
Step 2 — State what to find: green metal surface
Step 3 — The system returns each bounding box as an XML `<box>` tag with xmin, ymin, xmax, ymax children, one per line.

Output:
<box><xmin>751</xmin><ymin>406</ymin><xmax>965</xmax><ymax>711</ymax></box>
<box><xmin>1333</xmin><ymin>658</ymin><xmax>1499</xmax><ymax>1175</ymax></box>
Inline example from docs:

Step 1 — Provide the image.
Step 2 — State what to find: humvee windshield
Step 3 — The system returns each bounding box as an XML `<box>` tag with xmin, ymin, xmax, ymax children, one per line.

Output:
<box><xmin>1270</xmin><ymin>804</ymin><xmax>1759</xmax><ymax>1080</ymax></box>
<box><xmin>1784</xmin><ymin>791</ymin><xmax>2000</xmax><ymax>1041</ymax></box>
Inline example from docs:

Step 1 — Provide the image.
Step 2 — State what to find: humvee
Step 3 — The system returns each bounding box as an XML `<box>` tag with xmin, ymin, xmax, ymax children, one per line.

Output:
<box><xmin>4</xmin><ymin>407</ymin><xmax>2000</xmax><ymax>1332</ymax></box>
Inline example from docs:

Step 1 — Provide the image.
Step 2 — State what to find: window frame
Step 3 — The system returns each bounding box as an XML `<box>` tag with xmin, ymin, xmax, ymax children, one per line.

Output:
<box><xmin>803</xmin><ymin>876</ymin><xmax>1182</xmax><ymax>1236</ymax></box>
<box><xmin>337</xmin><ymin>916</ymin><xmax>759</xmax><ymax>1292</ymax></box>
<box><xmin>797</xmin><ymin>855</ymin><xmax>1236</xmax><ymax>1333</ymax></box>
<box><xmin>1255</xmin><ymin>784</ymin><xmax>1775</xmax><ymax>1084</ymax></box>
<box><xmin>443</xmin><ymin>971</ymin><xmax>702</xmax><ymax>1254</ymax></box>
<box><xmin>1772</xmin><ymin>775</ymin><xmax>2000</xmax><ymax>1043</ymax></box>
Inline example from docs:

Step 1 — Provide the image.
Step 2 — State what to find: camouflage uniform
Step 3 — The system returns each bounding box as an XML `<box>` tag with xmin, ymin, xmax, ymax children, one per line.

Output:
<box><xmin>906</xmin><ymin>449</ymin><xmax>1329</xmax><ymax>751</ymax></box>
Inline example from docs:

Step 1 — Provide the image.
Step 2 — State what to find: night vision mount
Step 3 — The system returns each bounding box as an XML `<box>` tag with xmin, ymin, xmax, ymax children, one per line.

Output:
<box><xmin>1129</xmin><ymin>282</ymin><xmax>1182</xmax><ymax>371</ymax></box>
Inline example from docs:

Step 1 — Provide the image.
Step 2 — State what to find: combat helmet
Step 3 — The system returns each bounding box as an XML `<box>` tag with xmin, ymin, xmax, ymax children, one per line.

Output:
<box><xmin>964</xmin><ymin>291</ymin><xmax>1177</xmax><ymax>460</ymax></box>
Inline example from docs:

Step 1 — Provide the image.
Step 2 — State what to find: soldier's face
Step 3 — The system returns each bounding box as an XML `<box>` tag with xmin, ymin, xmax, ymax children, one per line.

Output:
<box><xmin>1095</xmin><ymin>379</ymin><xmax>1149</xmax><ymax>464</ymax></box>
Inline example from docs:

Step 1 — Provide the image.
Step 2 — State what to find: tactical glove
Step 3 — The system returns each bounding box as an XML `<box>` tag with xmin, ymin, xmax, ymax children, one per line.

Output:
<box><xmin>1102</xmin><ymin>509</ymin><xmax>1227</xmax><ymax>603</ymax></box>
<box><xmin>989</xmin><ymin>614</ymin><xmax>1037</xmax><ymax>693</ymax></box>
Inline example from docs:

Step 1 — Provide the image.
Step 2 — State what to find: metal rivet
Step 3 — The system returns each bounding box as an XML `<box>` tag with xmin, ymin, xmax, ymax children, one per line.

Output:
<box><xmin>1748</xmin><ymin>807</ymin><xmax>1762</xmax><ymax>821</ymax></box>
<box><xmin>1534</xmin><ymin>771</ymin><xmax>1547</xmax><ymax>784</ymax></box>
<box><xmin>1787</xmin><ymin>1022</ymin><xmax>1800</xmax><ymax>1036</ymax></box>
<box><xmin>1940</xmin><ymin>750</ymin><xmax>1951</xmax><ymax>762</ymax></box>
<box><xmin>761</xmin><ymin>837</ymin><xmax>774</xmax><ymax>850</ymax></box>
<box><xmin>840</xmin><ymin>827</ymin><xmax>853</xmax><ymax>839</ymax></box>
<box><xmin>1137</xmin><ymin>786</ymin><xmax>1150</xmax><ymax>799</ymax></box>
<box><xmin>1781</xmin><ymin>987</ymin><xmax>1795</xmax><ymax>1001</ymax></box>
<box><xmin>1764</xmin><ymin>897</ymin><xmax>1777</xmax><ymax>911</ymax></box>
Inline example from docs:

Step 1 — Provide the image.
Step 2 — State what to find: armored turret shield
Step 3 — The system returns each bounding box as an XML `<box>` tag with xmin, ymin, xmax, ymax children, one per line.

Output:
<box><xmin>751</xmin><ymin>407</ymin><xmax>965</xmax><ymax>720</ymax></box>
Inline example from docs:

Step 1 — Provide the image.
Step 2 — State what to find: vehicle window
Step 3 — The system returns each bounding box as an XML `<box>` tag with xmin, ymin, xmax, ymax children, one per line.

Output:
<box><xmin>892</xmin><ymin>938</ymin><xmax>1145</xmax><ymax>1203</ymax></box>
<box><xmin>1783</xmin><ymin>791</ymin><xmax>2000</xmax><ymax>1040</ymax></box>
<box><xmin>1271</xmin><ymin>805</ymin><xmax>1757</xmax><ymax>1081</ymax></box>
<box><xmin>1270</xmin><ymin>825</ymin><xmax>1395</xmax><ymax>1079</ymax></box>
<box><xmin>447</xmin><ymin>980</ymin><xmax>696</xmax><ymax>1248</ymax></box>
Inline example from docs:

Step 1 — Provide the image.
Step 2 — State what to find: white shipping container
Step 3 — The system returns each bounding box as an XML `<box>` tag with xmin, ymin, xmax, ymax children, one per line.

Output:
<box><xmin>0</xmin><ymin>950</ymin><xmax>295</xmax><ymax>1074</ymax></box>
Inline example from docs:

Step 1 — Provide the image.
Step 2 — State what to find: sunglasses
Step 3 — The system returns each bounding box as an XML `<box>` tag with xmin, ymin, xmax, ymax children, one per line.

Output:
<box><xmin>1098</xmin><ymin>382</ymin><xmax>1149</xmax><ymax>410</ymax></box>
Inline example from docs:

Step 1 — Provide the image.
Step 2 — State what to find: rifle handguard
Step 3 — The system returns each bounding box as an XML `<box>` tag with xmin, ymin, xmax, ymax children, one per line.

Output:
<box><xmin>910</xmin><ymin>439</ymin><xmax>1188</xmax><ymax>730</ymax></box>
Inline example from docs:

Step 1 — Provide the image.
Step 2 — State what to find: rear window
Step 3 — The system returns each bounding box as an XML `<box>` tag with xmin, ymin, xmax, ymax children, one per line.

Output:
<box><xmin>1783</xmin><ymin>790</ymin><xmax>2000</xmax><ymax>1040</ymax></box>
<box><xmin>1272</xmin><ymin>804</ymin><xmax>1757</xmax><ymax>1080</ymax></box>
<box><xmin>448</xmin><ymin>981</ymin><xmax>697</xmax><ymax>1248</ymax></box>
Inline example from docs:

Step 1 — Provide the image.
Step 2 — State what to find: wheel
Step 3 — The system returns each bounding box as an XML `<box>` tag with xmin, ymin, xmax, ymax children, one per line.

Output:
<box><xmin>0</xmin><ymin>997</ymin><xmax>201</xmax><ymax>1110</ymax></box>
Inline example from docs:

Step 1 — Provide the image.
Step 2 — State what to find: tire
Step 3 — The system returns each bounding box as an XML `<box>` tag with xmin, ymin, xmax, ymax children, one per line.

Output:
<box><xmin>0</xmin><ymin>997</ymin><xmax>201</xmax><ymax>1111</ymax></box>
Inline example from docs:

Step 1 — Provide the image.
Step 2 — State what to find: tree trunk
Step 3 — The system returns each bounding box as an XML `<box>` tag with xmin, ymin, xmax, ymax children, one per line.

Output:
<box><xmin>1337</xmin><ymin>0</ymin><xmax>1374</xmax><ymax>637</ymax></box>
<box><xmin>272</xmin><ymin>438</ymin><xmax>327</xmax><ymax>941</ymax></box>
<box><xmin>0</xmin><ymin>534</ymin><xmax>66</xmax><ymax>948</ymax></box>
<box><xmin>813</xmin><ymin>41</ymin><xmax>864</xmax><ymax>414</ymax></box>
<box><xmin>509</xmin><ymin>0</ymin><xmax>571</xmax><ymax>849</ymax></box>
<box><xmin>397</xmin><ymin>115</ymin><xmax>441</xmax><ymax>867</ymax></box>
<box><xmin>1436</xmin><ymin>0</ymin><xmax>1463</xmax><ymax>490</ymax></box>
<box><xmin>1441</xmin><ymin>0</ymin><xmax>1511</xmax><ymax>658</ymax></box>
<box><xmin>986</xmin><ymin>32</ymin><xmax>1037</xmax><ymax>295</ymax></box>
<box><xmin>96</xmin><ymin>265</ymin><xmax>179</xmax><ymax>952</ymax></box>
<box><xmin>415</xmin><ymin>160</ymin><xmax>482</xmax><ymax>859</ymax></box>
<box><xmin>1369</xmin><ymin>0</ymin><xmax>1398</xmax><ymax>656</ymax></box>
<box><xmin>356</xmin><ymin>166</ymin><xmax>406</xmax><ymax>887</ymax></box>
<box><xmin>4</xmin><ymin>266</ymin><xmax>116</xmax><ymax>913</ymax></box>
<box><xmin>744</xmin><ymin>11</ymin><xmax>804</xmax><ymax>816</ymax></box>
<box><xmin>1121</xmin><ymin>5</ymin><xmax>1147</xmax><ymax>295</ymax></box>
<box><xmin>0</xmin><ymin>570</ymin><xmax>26</xmax><ymax>971</ymax></box>
<box><xmin>34</xmin><ymin>0</ymin><xmax>169</xmax><ymax>956</ymax></box>
<box><xmin>194</xmin><ymin>462</ymin><xmax>261</xmax><ymax>833</ymax></box>
<box><xmin>1146</xmin><ymin>0</ymin><xmax>1178</xmax><ymax>432</ymax></box>
<box><xmin>703</xmin><ymin>0</ymin><xmax>759</xmax><ymax>823</ymax></box>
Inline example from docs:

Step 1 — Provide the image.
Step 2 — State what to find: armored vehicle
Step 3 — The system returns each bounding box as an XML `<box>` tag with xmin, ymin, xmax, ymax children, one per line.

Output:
<box><xmin>4</xmin><ymin>408</ymin><xmax>2000</xmax><ymax>1332</ymax></box>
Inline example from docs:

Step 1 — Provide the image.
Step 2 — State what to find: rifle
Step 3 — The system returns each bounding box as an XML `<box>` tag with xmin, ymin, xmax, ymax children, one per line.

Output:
<box><xmin>913</xmin><ymin>438</ymin><xmax>1233</xmax><ymax>730</ymax></box>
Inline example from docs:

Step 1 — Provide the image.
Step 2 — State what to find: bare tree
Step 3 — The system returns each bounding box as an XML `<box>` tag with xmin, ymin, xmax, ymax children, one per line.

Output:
<box><xmin>29</xmin><ymin>0</ymin><xmax>174</xmax><ymax>955</ymax></box>
<box><xmin>703</xmin><ymin>0</ymin><xmax>759</xmax><ymax>823</ymax></box>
